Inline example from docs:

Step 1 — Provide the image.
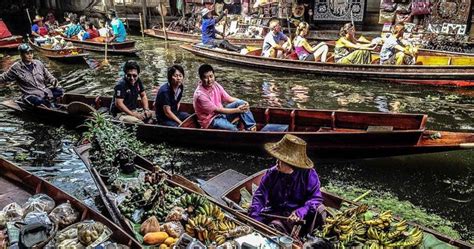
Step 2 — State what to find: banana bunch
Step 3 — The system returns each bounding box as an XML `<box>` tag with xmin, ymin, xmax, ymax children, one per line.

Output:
<box><xmin>185</xmin><ymin>214</ymin><xmax>216</xmax><ymax>243</ymax></box>
<box><xmin>196</xmin><ymin>203</ymin><xmax>225</xmax><ymax>221</ymax></box>
<box><xmin>179</xmin><ymin>193</ymin><xmax>208</xmax><ymax>215</ymax></box>
<box><xmin>364</xmin><ymin>210</ymin><xmax>393</xmax><ymax>230</ymax></box>
<box><xmin>216</xmin><ymin>220</ymin><xmax>237</xmax><ymax>233</ymax></box>
<box><xmin>321</xmin><ymin>214</ymin><xmax>357</xmax><ymax>245</ymax></box>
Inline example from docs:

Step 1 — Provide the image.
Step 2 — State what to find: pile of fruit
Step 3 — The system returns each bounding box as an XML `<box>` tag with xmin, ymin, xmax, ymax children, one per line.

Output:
<box><xmin>315</xmin><ymin>204</ymin><xmax>424</xmax><ymax>248</ymax></box>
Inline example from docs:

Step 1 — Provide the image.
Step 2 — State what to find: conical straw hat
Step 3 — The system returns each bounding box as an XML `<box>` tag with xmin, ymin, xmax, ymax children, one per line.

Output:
<box><xmin>264</xmin><ymin>134</ymin><xmax>314</xmax><ymax>169</ymax></box>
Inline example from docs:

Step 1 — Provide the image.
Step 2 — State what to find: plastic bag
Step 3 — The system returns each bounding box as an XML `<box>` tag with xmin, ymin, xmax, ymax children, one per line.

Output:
<box><xmin>24</xmin><ymin>211</ymin><xmax>52</xmax><ymax>227</ymax></box>
<box><xmin>0</xmin><ymin>211</ymin><xmax>6</xmax><ymax>229</ymax></box>
<box><xmin>163</xmin><ymin>221</ymin><xmax>184</xmax><ymax>238</ymax></box>
<box><xmin>165</xmin><ymin>206</ymin><xmax>185</xmax><ymax>222</ymax></box>
<box><xmin>49</xmin><ymin>202</ymin><xmax>79</xmax><ymax>228</ymax></box>
<box><xmin>56</xmin><ymin>225</ymin><xmax>78</xmax><ymax>244</ymax></box>
<box><xmin>77</xmin><ymin>220</ymin><xmax>111</xmax><ymax>247</ymax></box>
<box><xmin>3</xmin><ymin>202</ymin><xmax>23</xmax><ymax>222</ymax></box>
<box><xmin>23</xmin><ymin>194</ymin><xmax>55</xmax><ymax>215</ymax></box>
<box><xmin>57</xmin><ymin>238</ymin><xmax>85</xmax><ymax>248</ymax></box>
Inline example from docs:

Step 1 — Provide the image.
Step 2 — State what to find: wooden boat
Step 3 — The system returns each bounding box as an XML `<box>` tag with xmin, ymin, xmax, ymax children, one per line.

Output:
<box><xmin>28</xmin><ymin>38</ymin><xmax>89</xmax><ymax>63</ymax></box>
<box><xmin>62</xmin><ymin>37</ymin><xmax>138</xmax><ymax>55</ymax></box>
<box><xmin>73</xmin><ymin>143</ymin><xmax>293</xmax><ymax>246</ymax></box>
<box><xmin>144</xmin><ymin>28</ymin><xmax>264</xmax><ymax>46</ymax></box>
<box><xmin>180</xmin><ymin>44</ymin><xmax>474</xmax><ymax>87</ymax></box>
<box><xmin>2</xmin><ymin>93</ymin><xmax>474</xmax><ymax>158</ymax></box>
<box><xmin>200</xmin><ymin>169</ymin><xmax>473</xmax><ymax>248</ymax></box>
<box><xmin>0</xmin><ymin>35</ymin><xmax>22</xmax><ymax>49</ymax></box>
<box><xmin>0</xmin><ymin>157</ymin><xmax>142</xmax><ymax>248</ymax></box>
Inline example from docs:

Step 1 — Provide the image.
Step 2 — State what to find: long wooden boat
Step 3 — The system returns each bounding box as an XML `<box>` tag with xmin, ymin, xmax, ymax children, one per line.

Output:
<box><xmin>181</xmin><ymin>44</ymin><xmax>474</xmax><ymax>87</ymax></box>
<box><xmin>2</xmin><ymin>93</ymin><xmax>474</xmax><ymax>158</ymax></box>
<box><xmin>0</xmin><ymin>157</ymin><xmax>142</xmax><ymax>248</ymax></box>
<box><xmin>0</xmin><ymin>35</ymin><xmax>22</xmax><ymax>49</ymax></box>
<box><xmin>144</xmin><ymin>28</ymin><xmax>264</xmax><ymax>46</ymax></box>
<box><xmin>62</xmin><ymin>37</ymin><xmax>138</xmax><ymax>55</ymax></box>
<box><xmin>28</xmin><ymin>38</ymin><xmax>89</xmax><ymax>63</ymax></box>
<box><xmin>73</xmin><ymin>143</ymin><xmax>294</xmax><ymax>246</ymax></box>
<box><xmin>201</xmin><ymin>169</ymin><xmax>473</xmax><ymax>248</ymax></box>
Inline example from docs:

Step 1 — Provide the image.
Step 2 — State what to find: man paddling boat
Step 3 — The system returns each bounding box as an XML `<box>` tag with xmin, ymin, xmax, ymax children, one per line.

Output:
<box><xmin>0</xmin><ymin>43</ymin><xmax>63</xmax><ymax>108</ymax></box>
<box><xmin>249</xmin><ymin>134</ymin><xmax>323</xmax><ymax>235</ymax></box>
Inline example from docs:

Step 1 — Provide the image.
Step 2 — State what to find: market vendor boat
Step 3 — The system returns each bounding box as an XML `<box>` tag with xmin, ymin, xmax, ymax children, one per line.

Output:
<box><xmin>28</xmin><ymin>38</ymin><xmax>89</xmax><ymax>63</ymax></box>
<box><xmin>62</xmin><ymin>37</ymin><xmax>138</xmax><ymax>55</ymax></box>
<box><xmin>144</xmin><ymin>28</ymin><xmax>264</xmax><ymax>46</ymax></box>
<box><xmin>180</xmin><ymin>44</ymin><xmax>474</xmax><ymax>87</ymax></box>
<box><xmin>73</xmin><ymin>143</ymin><xmax>294</xmax><ymax>247</ymax></box>
<box><xmin>0</xmin><ymin>157</ymin><xmax>142</xmax><ymax>248</ymax></box>
<box><xmin>2</xmin><ymin>93</ymin><xmax>474</xmax><ymax>158</ymax></box>
<box><xmin>199</xmin><ymin>169</ymin><xmax>473</xmax><ymax>248</ymax></box>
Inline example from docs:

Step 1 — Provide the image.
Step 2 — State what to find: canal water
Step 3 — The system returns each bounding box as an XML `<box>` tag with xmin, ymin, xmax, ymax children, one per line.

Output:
<box><xmin>0</xmin><ymin>36</ymin><xmax>472</xmax><ymax>241</ymax></box>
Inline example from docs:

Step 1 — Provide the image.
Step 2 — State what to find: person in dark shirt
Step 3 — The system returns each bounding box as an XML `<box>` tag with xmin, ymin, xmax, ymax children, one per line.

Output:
<box><xmin>110</xmin><ymin>60</ymin><xmax>152</xmax><ymax>123</ymax></box>
<box><xmin>201</xmin><ymin>7</ymin><xmax>242</xmax><ymax>52</ymax></box>
<box><xmin>154</xmin><ymin>65</ymin><xmax>190</xmax><ymax>126</ymax></box>
<box><xmin>0</xmin><ymin>44</ymin><xmax>63</xmax><ymax>108</ymax></box>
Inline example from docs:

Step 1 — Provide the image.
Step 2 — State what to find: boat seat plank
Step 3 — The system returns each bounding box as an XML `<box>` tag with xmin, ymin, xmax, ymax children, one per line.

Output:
<box><xmin>200</xmin><ymin>169</ymin><xmax>247</xmax><ymax>205</ymax></box>
<box><xmin>0</xmin><ymin>177</ymin><xmax>31</xmax><ymax>208</ymax></box>
<box><xmin>317</xmin><ymin>127</ymin><xmax>365</xmax><ymax>133</ymax></box>
<box><xmin>179</xmin><ymin>113</ymin><xmax>200</xmax><ymax>128</ymax></box>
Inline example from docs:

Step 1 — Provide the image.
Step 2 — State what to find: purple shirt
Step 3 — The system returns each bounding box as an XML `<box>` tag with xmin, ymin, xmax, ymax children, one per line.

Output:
<box><xmin>249</xmin><ymin>166</ymin><xmax>323</xmax><ymax>222</ymax></box>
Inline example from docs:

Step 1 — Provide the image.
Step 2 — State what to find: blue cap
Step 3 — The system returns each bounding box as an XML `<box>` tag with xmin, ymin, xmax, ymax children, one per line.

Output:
<box><xmin>18</xmin><ymin>43</ymin><xmax>33</xmax><ymax>53</ymax></box>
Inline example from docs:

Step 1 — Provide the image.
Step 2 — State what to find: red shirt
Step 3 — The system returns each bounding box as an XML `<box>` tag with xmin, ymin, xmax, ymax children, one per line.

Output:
<box><xmin>87</xmin><ymin>28</ymin><xmax>99</xmax><ymax>39</ymax></box>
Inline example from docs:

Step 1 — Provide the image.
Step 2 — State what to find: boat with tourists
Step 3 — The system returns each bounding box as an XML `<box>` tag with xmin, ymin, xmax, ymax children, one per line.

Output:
<box><xmin>62</xmin><ymin>37</ymin><xmax>138</xmax><ymax>55</ymax></box>
<box><xmin>0</xmin><ymin>157</ymin><xmax>142</xmax><ymax>248</ymax></box>
<box><xmin>180</xmin><ymin>44</ymin><xmax>474</xmax><ymax>87</ymax></box>
<box><xmin>199</xmin><ymin>169</ymin><xmax>473</xmax><ymax>248</ymax></box>
<box><xmin>2</xmin><ymin>93</ymin><xmax>474</xmax><ymax>158</ymax></box>
<box><xmin>73</xmin><ymin>142</ymin><xmax>293</xmax><ymax>247</ymax></box>
<box><xmin>28</xmin><ymin>38</ymin><xmax>89</xmax><ymax>63</ymax></box>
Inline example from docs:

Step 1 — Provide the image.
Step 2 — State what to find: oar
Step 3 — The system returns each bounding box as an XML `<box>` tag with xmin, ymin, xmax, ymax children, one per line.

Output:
<box><xmin>25</xmin><ymin>8</ymin><xmax>33</xmax><ymax>26</ymax></box>
<box><xmin>102</xmin><ymin>22</ymin><xmax>110</xmax><ymax>66</ymax></box>
<box><xmin>159</xmin><ymin>2</ymin><xmax>168</xmax><ymax>42</ymax></box>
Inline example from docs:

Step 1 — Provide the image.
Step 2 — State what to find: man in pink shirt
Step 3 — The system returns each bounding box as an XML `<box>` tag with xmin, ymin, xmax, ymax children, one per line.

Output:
<box><xmin>193</xmin><ymin>64</ymin><xmax>256</xmax><ymax>131</ymax></box>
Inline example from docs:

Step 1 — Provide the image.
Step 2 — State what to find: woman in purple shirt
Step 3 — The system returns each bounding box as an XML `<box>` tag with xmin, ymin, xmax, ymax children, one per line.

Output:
<box><xmin>249</xmin><ymin>134</ymin><xmax>323</xmax><ymax>235</ymax></box>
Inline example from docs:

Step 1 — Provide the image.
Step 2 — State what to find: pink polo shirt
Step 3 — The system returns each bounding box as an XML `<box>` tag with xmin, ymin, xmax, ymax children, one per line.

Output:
<box><xmin>193</xmin><ymin>81</ymin><xmax>232</xmax><ymax>129</ymax></box>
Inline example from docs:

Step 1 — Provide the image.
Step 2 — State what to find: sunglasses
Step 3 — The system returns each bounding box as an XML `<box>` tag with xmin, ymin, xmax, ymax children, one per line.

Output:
<box><xmin>126</xmin><ymin>73</ymin><xmax>138</xmax><ymax>78</ymax></box>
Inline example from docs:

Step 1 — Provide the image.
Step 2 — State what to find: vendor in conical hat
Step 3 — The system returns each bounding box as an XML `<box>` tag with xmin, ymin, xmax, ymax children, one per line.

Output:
<box><xmin>248</xmin><ymin>134</ymin><xmax>323</xmax><ymax>234</ymax></box>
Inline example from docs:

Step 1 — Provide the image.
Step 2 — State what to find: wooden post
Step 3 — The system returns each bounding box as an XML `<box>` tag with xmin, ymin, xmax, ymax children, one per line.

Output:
<box><xmin>139</xmin><ymin>13</ymin><xmax>144</xmax><ymax>37</ymax></box>
<box><xmin>142</xmin><ymin>0</ymin><xmax>148</xmax><ymax>30</ymax></box>
<box><xmin>25</xmin><ymin>8</ymin><xmax>33</xmax><ymax>25</ymax></box>
<box><xmin>160</xmin><ymin>1</ymin><xmax>168</xmax><ymax>41</ymax></box>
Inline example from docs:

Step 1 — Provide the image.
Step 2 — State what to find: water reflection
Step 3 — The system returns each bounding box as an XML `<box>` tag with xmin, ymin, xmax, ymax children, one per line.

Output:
<box><xmin>0</xmin><ymin>36</ymin><xmax>473</xmax><ymax>240</ymax></box>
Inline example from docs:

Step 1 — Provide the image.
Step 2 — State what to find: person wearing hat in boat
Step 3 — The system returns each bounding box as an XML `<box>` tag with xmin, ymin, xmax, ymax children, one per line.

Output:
<box><xmin>31</xmin><ymin>15</ymin><xmax>49</xmax><ymax>37</ymax></box>
<box><xmin>193</xmin><ymin>64</ymin><xmax>256</xmax><ymax>131</ymax></box>
<box><xmin>0</xmin><ymin>43</ymin><xmax>63</xmax><ymax>108</ymax></box>
<box><xmin>108</xmin><ymin>9</ymin><xmax>127</xmax><ymax>43</ymax></box>
<box><xmin>201</xmin><ymin>7</ymin><xmax>242</xmax><ymax>52</ymax></box>
<box><xmin>248</xmin><ymin>134</ymin><xmax>323</xmax><ymax>234</ymax></box>
<box><xmin>261</xmin><ymin>19</ymin><xmax>291</xmax><ymax>58</ymax></box>
<box><xmin>110</xmin><ymin>60</ymin><xmax>152</xmax><ymax>124</ymax></box>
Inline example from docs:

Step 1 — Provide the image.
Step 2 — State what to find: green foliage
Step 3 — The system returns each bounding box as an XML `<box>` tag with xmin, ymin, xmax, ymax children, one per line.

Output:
<box><xmin>82</xmin><ymin>112</ymin><xmax>153</xmax><ymax>169</ymax></box>
<box><xmin>322</xmin><ymin>182</ymin><xmax>462</xmax><ymax>240</ymax></box>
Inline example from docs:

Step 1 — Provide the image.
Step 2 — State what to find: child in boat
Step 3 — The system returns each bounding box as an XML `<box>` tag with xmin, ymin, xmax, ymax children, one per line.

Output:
<box><xmin>293</xmin><ymin>22</ymin><xmax>329</xmax><ymax>62</ymax></box>
<box><xmin>249</xmin><ymin>134</ymin><xmax>323</xmax><ymax>235</ymax></box>
<box><xmin>334</xmin><ymin>23</ymin><xmax>376</xmax><ymax>64</ymax></box>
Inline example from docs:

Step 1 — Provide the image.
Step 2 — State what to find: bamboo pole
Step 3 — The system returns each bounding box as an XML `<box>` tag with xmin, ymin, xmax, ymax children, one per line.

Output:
<box><xmin>160</xmin><ymin>1</ymin><xmax>168</xmax><ymax>41</ymax></box>
<box><xmin>139</xmin><ymin>13</ymin><xmax>144</xmax><ymax>37</ymax></box>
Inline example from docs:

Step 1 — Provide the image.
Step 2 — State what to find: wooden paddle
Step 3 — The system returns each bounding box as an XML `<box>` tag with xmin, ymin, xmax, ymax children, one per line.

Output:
<box><xmin>159</xmin><ymin>2</ymin><xmax>168</xmax><ymax>42</ymax></box>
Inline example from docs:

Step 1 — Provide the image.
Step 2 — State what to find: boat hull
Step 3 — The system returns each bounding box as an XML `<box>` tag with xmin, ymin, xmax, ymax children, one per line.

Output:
<box><xmin>63</xmin><ymin>38</ymin><xmax>138</xmax><ymax>55</ymax></box>
<box><xmin>2</xmin><ymin>93</ymin><xmax>474</xmax><ymax>158</ymax></box>
<box><xmin>28</xmin><ymin>38</ymin><xmax>88</xmax><ymax>63</ymax></box>
<box><xmin>0</xmin><ymin>35</ymin><xmax>22</xmax><ymax>49</ymax></box>
<box><xmin>180</xmin><ymin>44</ymin><xmax>474</xmax><ymax>87</ymax></box>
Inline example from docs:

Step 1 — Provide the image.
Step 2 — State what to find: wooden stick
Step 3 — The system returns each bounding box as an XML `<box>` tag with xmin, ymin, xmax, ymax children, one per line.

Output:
<box><xmin>25</xmin><ymin>8</ymin><xmax>32</xmax><ymax>26</ymax></box>
<box><xmin>139</xmin><ymin>13</ymin><xmax>144</xmax><ymax>37</ymax></box>
<box><xmin>352</xmin><ymin>190</ymin><xmax>372</xmax><ymax>203</ymax></box>
<box><xmin>160</xmin><ymin>2</ymin><xmax>168</xmax><ymax>42</ymax></box>
<box><xmin>260</xmin><ymin>213</ymin><xmax>306</xmax><ymax>225</ymax></box>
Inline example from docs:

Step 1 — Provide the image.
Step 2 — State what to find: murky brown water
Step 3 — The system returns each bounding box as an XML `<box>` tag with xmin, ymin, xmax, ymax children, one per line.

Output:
<box><xmin>0</xmin><ymin>36</ymin><xmax>472</xmax><ymax>241</ymax></box>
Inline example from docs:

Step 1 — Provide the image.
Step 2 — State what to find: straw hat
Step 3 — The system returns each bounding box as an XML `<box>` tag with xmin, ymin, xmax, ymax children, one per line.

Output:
<box><xmin>264</xmin><ymin>134</ymin><xmax>314</xmax><ymax>169</ymax></box>
<box><xmin>33</xmin><ymin>15</ymin><xmax>44</xmax><ymax>23</ymax></box>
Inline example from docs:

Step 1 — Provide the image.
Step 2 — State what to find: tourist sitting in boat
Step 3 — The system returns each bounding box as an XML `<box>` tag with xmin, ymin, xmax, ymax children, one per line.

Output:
<box><xmin>193</xmin><ymin>64</ymin><xmax>256</xmax><ymax>131</ymax></box>
<box><xmin>379</xmin><ymin>24</ymin><xmax>416</xmax><ymax>65</ymax></box>
<box><xmin>85</xmin><ymin>22</ymin><xmax>99</xmax><ymax>40</ymax></box>
<box><xmin>31</xmin><ymin>16</ymin><xmax>49</xmax><ymax>38</ymax></box>
<box><xmin>44</xmin><ymin>12</ymin><xmax>59</xmax><ymax>30</ymax></box>
<box><xmin>64</xmin><ymin>17</ymin><xmax>83</xmax><ymax>38</ymax></box>
<box><xmin>261</xmin><ymin>20</ymin><xmax>291</xmax><ymax>58</ymax></box>
<box><xmin>201</xmin><ymin>8</ymin><xmax>242</xmax><ymax>52</ymax></box>
<box><xmin>155</xmin><ymin>65</ymin><xmax>190</xmax><ymax>126</ymax></box>
<box><xmin>335</xmin><ymin>23</ymin><xmax>376</xmax><ymax>64</ymax></box>
<box><xmin>108</xmin><ymin>9</ymin><xmax>127</xmax><ymax>43</ymax></box>
<box><xmin>249</xmin><ymin>134</ymin><xmax>323</xmax><ymax>235</ymax></box>
<box><xmin>110</xmin><ymin>60</ymin><xmax>152</xmax><ymax>124</ymax></box>
<box><xmin>293</xmin><ymin>22</ymin><xmax>328</xmax><ymax>62</ymax></box>
<box><xmin>0</xmin><ymin>44</ymin><xmax>63</xmax><ymax>108</ymax></box>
